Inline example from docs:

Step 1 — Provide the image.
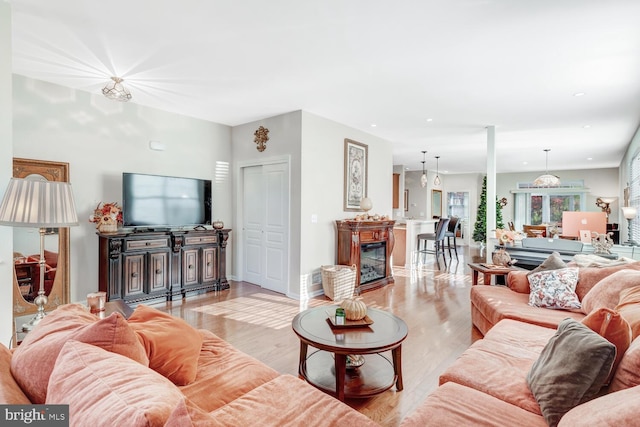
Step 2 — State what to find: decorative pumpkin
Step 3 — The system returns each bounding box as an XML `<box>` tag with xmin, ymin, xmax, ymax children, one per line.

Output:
<box><xmin>212</xmin><ymin>220</ymin><xmax>224</xmax><ymax>229</ymax></box>
<box><xmin>340</xmin><ymin>297</ymin><xmax>367</xmax><ymax>320</ymax></box>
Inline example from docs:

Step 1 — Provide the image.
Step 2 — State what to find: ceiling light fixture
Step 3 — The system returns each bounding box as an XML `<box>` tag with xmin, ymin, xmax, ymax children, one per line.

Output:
<box><xmin>420</xmin><ymin>151</ymin><xmax>427</xmax><ymax>188</ymax></box>
<box><xmin>434</xmin><ymin>156</ymin><xmax>441</xmax><ymax>186</ymax></box>
<box><xmin>102</xmin><ymin>77</ymin><xmax>132</xmax><ymax>102</ymax></box>
<box><xmin>533</xmin><ymin>149</ymin><xmax>560</xmax><ymax>187</ymax></box>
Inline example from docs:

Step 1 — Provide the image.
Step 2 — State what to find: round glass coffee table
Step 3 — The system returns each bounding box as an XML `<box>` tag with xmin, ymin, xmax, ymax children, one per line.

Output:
<box><xmin>292</xmin><ymin>306</ymin><xmax>408</xmax><ymax>401</ymax></box>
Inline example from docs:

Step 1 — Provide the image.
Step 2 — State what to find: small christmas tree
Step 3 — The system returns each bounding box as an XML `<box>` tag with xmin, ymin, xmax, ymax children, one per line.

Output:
<box><xmin>473</xmin><ymin>175</ymin><xmax>505</xmax><ymax>242</ymax></box>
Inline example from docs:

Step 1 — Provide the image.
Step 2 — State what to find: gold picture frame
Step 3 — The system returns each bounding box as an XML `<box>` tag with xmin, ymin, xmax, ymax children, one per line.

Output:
<box><xmin>344</xmin><ymin>139</ymin><xmax>368</xmax><ymax>211</ymax></box>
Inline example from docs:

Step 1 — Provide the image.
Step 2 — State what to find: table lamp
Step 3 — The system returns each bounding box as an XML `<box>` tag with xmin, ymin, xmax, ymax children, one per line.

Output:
<box><xmin>621</xmin><ymin>206</ymin><xmax>637</xmax><ymax>246</ymax></box>
<box><xmin>0</xmin><ymin>177</ymin><xmax>79</xmax><ymax>330</ymax></box>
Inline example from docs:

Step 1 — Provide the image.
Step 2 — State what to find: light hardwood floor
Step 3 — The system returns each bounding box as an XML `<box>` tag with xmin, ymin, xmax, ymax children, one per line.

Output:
<box><xmin>154</xmin><ymin>245</ymin><xmax>486</xmax><ymax>426</ymax></box>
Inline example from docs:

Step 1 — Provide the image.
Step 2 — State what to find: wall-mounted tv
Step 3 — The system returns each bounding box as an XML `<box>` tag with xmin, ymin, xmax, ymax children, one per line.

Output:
<box><xmin>122</xmin><ymin>172</ymin><xmax>212</xmax><ymax>227</ymax></box>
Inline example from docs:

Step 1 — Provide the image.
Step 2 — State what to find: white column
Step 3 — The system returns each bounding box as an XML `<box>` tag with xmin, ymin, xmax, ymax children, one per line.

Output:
<box><xmin>486</xmin><ymin>126</ymin><xmax>496</xmax><ymax>262</ymax></box>
<box><xmin>0</xmin><ymin>1</ymin><xmax>14</xmax><ymax>346</ymax></box>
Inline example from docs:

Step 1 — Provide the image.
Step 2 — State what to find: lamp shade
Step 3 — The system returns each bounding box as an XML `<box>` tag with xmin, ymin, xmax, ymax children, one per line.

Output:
<box><xmin>360</xmin><ymin>197</ymin><xmax>373</xmax><ymax>212</ymax></box>
<box><xmin>0</xmin><ymin>178</ymin><xmax>79</xmax><ymax>227</ymax></box>
<box><xmin>622</xmin><ymin>206</ymin><xmax>637</xmax><ymax>220</ymax></box>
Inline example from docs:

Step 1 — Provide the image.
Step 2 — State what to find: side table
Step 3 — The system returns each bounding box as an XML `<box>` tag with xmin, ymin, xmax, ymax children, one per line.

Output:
<box><xmin>468</xmin><ymin>263</ymin><xmax>523</xmax><ymax>286</ymax></box>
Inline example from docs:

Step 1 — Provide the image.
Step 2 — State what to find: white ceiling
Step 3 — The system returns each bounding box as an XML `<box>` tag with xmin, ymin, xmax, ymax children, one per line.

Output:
<box><xmin>8</xmin><ymin>0</ymin><xmax>640</xmax><ymax>175</ymax></box>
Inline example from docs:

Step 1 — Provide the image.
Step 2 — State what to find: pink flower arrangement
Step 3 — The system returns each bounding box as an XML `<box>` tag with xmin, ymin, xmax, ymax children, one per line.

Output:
<box><xmin>89</xmin><ymin>202</ymin><xmax>123</xmax><ymax>229</ymax></box>
<box><xmin>495</xmin><ymin>229</ymin><xmax>516</xmax><ymax>245</ymax></box>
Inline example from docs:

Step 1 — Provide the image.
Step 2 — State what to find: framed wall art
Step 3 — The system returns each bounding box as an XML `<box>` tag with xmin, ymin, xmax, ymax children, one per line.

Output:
<box><xmin>432</xmin><ymin>189</ymin><xmax>442</xmax><ymax>218</ymax></box>
<box><xmin>344</xmin><ymin>139</ymin><xmax>368</xmax><ymax>211</ymax></box>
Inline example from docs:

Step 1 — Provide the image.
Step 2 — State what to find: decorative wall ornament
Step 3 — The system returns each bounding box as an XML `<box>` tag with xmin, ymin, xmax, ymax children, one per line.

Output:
<box><xmin>254</xmin><ymin>126</ymin><xmax>269</xmax><ymax>152</ymax></box>
<box><xmin>499</xmin><ymin>197</ymin><xmax>508</xmax><ymax>208</ymax></box>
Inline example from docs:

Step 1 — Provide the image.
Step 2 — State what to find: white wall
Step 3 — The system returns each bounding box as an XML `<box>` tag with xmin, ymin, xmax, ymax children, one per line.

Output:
<box><xmin>299</xmin><ymin>112</ymin><xmax>393</xmax><ymax>298</ymax></box>
<box><xmin>0</xmin><ymin>2</ymin><xmax>13</xmax><ymax>346</ymax></box>
<box><xmin>12</xmin><ymin>75</ymin><xmax>233</xmax><ymax>304</ymax></box>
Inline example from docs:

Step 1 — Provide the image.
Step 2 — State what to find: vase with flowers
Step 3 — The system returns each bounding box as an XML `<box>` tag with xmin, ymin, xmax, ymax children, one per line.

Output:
<box><xmin>89</xmin><ymin>202</ymin><xmax>123</xmax><ymax>233</ymax></box>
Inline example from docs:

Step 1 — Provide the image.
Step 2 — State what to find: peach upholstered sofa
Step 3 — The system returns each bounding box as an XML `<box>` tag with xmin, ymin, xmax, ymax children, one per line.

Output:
<box><xmin>1</xmin><ymin>303</ymin><xmax>379</xmax><ymax>427</ymax></box>
<box><xmin>401</xmin><ymin>257</ymin><xmax>640</xmax><ymax>426</ymax></box>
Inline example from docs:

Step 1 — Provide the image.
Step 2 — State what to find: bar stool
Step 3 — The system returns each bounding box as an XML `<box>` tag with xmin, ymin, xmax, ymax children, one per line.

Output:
<box><xmin>416</xmin><ymin>217</ymin><xmax>450</xmax><ymax>269</ymax></box>
<box><xmin>444</xmin><ymin>216</ymin><xmax>460</xmax><ymax>261</ymax></box>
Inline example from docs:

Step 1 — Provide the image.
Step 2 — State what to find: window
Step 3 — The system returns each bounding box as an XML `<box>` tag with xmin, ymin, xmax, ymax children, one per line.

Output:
<box><xmin>513</xmin><ymin>181</ymin><xmax>586</xmax><ymax>229</ymax></box>
<box><xmin>629</xmin><ymin>151</ymin><xmax>640</xmax><ymax>242</ymax></box>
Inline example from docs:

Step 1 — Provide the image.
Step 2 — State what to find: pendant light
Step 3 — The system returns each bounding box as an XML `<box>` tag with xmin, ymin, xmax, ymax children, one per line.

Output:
<box><xmin>102</xmin><ymin>77</ymin><xmax>132</xmax><ymax>102</ymax></box>
<box><xmin>420</xmin><ymin>151</ymin><xmax>427</xmax><ymax>188</ymax></box>
<box><xmin>533</xmin><ymin>149</ymin><xmax>560</xmax><ymax>187</ymax></box>
<box><xmin>434</xmin><ymin>156</ymin><xmax>441</xmax><ymax>186</ymax></box>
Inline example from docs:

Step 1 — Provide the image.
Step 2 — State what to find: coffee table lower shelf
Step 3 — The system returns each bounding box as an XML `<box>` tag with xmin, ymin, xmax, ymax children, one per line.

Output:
<box><xmin>300</xmin><ymin>350</ymin><xmax>397</xmax><ymax>399</ymax></box>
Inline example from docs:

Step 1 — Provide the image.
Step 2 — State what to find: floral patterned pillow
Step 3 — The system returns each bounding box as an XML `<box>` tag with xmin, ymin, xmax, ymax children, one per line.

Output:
<box><xmin>528</xmin><ymin>267</ymin><xmax>581</xmax><ymax>310</ymax></box>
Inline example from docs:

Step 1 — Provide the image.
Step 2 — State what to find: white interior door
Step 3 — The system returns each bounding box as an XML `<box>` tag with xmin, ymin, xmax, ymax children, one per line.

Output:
<box><xmin>242</xmin><ymin>163</ymin><xmax>289</xmax><ymax>294</ymax></box>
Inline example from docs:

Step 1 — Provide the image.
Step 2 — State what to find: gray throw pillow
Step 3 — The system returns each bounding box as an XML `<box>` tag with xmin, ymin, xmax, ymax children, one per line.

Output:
<box><xmin>528</xmin><ymin>251</ymin><xmax>567</xmax><ymax>275</ymax></box>
<box><xmin>526</xmin><ymin>318</ymin><xmax>615</xmax><ymax>427</ymax></box>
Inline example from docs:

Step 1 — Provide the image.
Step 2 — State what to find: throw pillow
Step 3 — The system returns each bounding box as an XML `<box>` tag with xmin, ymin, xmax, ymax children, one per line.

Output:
<box><xmin>526</xmin><ymin>318</ymin><xmax>616</xmax><ymax>427</ymax></box>
<box><xmin>127</xmin><ymin>305</ymin><xmax>203</xmax><ymax>385</ymax></box>
<box><xmin>615</xmin><ymin>285</ymin><xmax>640</xmax><ymax>340</ymax></box>
<box><xmin>10</xmin><ymin>304</ymin><xmax>148</xmax><ymax>404</ymax></box>
<box><xmin>46</xmin><ymin>340</ymin><xmax>183</xmax><ymax>426</ymax></box>
<box><xmin>528</xmin><ymin>267</ymin><xmax>581</xmax><ymax>310</ymax></box>
<box><xmin>581</xmin><ymin>269</ymin><xmax>640</xmax><ymax>314</ymax></box>
<box><xmin>529</xmin><ymin>251</ymin><xmax>567</xmax><ymax>275</ymax></box>
<box><xmin>581</xmin><ymin>307</ymin><xmax>632</xmax><ymax>381</ymax></box>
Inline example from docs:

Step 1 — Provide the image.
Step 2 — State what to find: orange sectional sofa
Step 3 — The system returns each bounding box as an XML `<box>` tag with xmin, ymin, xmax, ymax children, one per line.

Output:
<box><xmin>1</xmin><ymin>304</ymin><xmax>378</xmax><ymax>427</ymax></box>
<box><xmin>401</xmin><ymin>260</ymin><xmax>640</xmax><ymax>426</ymax></box>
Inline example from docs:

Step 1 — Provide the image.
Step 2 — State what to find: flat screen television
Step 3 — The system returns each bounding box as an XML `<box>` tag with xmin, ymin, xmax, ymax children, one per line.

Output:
<box><xmin>122</xmin><ymin>172</ymin><xmax>212</xmax><ymax>228</ymax></box>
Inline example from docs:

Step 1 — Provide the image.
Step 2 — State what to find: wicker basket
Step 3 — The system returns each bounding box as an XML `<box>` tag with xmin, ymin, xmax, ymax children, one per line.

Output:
<box><xmin>321</xmin><ymin>264</ymin><xmax>357</xmax><ymax>301</ymax></box>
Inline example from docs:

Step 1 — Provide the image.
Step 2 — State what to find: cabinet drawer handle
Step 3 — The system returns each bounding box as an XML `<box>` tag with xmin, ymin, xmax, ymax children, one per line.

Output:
<box><xmin>188</xmin><ymin>265</ymin><xmax>194</xmax><ymax>270</ymax></box>
<box><xmin>145</xmin><ymin>242</ymin><xmax>151</xmax><ymax>246</ymax></box>
<box><xmin>131</xmin><ymin>272</ymin><xmax>138</xmax><ymax>278</ymax></box>
<box><xmin>155</xmin><ymin>269</ymin><xmax>162</xmax><ymax>274</ymax></box>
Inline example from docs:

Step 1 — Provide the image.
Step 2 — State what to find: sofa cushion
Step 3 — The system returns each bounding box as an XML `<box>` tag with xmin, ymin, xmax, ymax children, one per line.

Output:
<box><xmin>527</xmin><ymin>267</ymin><xmax>581</xmax><ymax>310</ymax></box>
<box><xmin>11</xmin><ymin>304</ymin><xmax>148</xmax><ymax>404</ymax></box>
<box><xmin>526</xmin><ymin>318</ymin><xmax>615</xmax><ymax>427</ymax></box>
<box><xmin>0</xmin><ymin>344</ymin><xmax>30</xmax><ymax>404</ymax></box>
<box><xmin>179</xmin><ymin>329</ymin><xmax>280</xmax><ymax>413</ymax></box>
<box><xmin>204</xmin><ymin>375</ymin><xmax>380</xmax><ymax>427</ymax></box>
<box><xmin>575</xmin><ymin>261</ymin><xmax>640</xmax><ymax>300</ymax></box>
<box><xmin>399</xmin><ymin>382</ymin><xmax>548</xmax><ymax>427</ymax></box>
<box><xmin>440</xmin><ymin>320</ymin><xmax>552</xmax><ymax>415</ymax></box>
<box><xmin>609</xmin><ymin>336</ymin><xmax>640</xmax><ymax>392</ymax></box>
<box><xmin>616</xmin><ymin>285</ymin><xmax>640</xmax><ymax>340</ymax></box>
<box><xmin>529</xmin><ymin>251</ymin><xmax>567</xmax><ymax>274</ymax></box>
<box><xmin>558</xmin><ymin>382</ymin><xmax>640</xmax><ymax>427</ymax></box>
<box><xmin>470</xmin><ymin>286</ymin><xmax>585</xmax><ymax>334</ymax></box>
<box><xmin>581</xmin><ymin>307</ymin><xmax>631</xmax><ymax>381</ymax></box>
<box><xmin>128</xmin><ymin>305</ymin><xmax>203</xmax><ymax>386</ymax></box>
<box><xmin>581</xmin><ymin>269</ymin><xmax>640</xmax><ymax>314</ymax></box>
<box><xmin>46</xmin><ymin>340</ymin><xmax>183</xmax><ymax>426</ymax></box>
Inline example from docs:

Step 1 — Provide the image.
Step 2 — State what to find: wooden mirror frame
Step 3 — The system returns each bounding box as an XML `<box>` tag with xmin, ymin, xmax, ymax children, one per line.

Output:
<box><xmin>12</xmin><ymin>158</ymin><xmax>71</xmax><ymax>316</ymax></box>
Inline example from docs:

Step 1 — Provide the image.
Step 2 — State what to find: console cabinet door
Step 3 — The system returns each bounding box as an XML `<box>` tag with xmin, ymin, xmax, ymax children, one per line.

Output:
<box><xmin>182</xmin><ymin>249</ymin><xmax>199</xmax><ymax>286</ymax></box>
<box><xmin>148</xmin><ymin>250</ymin><xmax>170</xmax><ymax>293</ymax></box>
<box><xmin>123</xmin><ymin>254</ymin><xmax>145</xmax><ymax>298</ymax></box>
<box><xmin>202</xmin><ymin>247</ymin><xmax>218</xmax><ymax>283</ymax></box>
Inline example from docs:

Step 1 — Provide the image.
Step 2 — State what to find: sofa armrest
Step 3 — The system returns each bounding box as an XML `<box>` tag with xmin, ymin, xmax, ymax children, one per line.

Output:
<box><xmin>507</xmin><ymin>270</ymin><xmax>530</xmax><ymax>294</ymax></box>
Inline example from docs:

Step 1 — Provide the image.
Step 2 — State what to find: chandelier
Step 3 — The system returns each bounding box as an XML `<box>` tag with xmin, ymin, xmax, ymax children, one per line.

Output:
<box><xmin>102</xmin><ymin>77</ymin><xmax>132</xmax><ymax>102</ymax></box>
<box><xmin>533</xmin><ymin>149</ymin><xmax>560</xmax><ymax>187</ymax></box>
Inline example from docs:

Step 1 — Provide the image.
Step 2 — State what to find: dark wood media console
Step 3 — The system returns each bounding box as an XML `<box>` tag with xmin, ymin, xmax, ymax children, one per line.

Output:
<box><xmin>98</xmin><ymin>228</ymin><xmax>230</xmax><ymax>304</ymax></box>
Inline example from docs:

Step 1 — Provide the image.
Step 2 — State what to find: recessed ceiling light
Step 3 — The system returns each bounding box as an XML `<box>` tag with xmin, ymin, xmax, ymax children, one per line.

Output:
<box><xmin>587</xmin><ymin>157</ymin><xmax>593</xmax><ymax>161</ymax></box>
<box><xmin>426</xmin><ymin>118</ymin><xmax>433</xmax><ymax>122</ymax></box>
<box><xmin>371</xmin><ymin>124</ymin><xmax>377</xmax><ymax>127</ymax></box>
<box><xmin>573</xmin><ymin>92</ymin><xmax>586</xmax><ymax>97</ymax></box>
<box><xmin>583</xmin><ymin>125</ymin><xmax>591</xmax><ymax>129</ymax></box>
<box><xmin>523</xmin><ymin>161</ymin><xmax>528</xmax><ymax>165</ymax></box>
